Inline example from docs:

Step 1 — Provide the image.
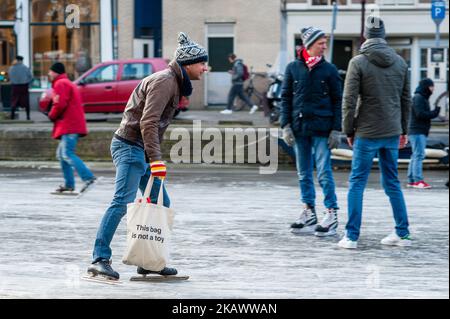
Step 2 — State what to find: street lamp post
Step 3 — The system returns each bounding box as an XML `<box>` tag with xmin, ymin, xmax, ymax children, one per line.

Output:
<box><xmin>360</xmin><ymin>0</ymin><xmax>366</xmax><ymax>47</ymax></box>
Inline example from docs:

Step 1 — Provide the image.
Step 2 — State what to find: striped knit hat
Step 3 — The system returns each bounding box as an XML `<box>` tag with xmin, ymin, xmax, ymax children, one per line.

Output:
<box><xmin>175</xmin><ymin>32</ymin><xmax>208</xmax><ymax>66</ymax></box>
<box><xmin>301</xmin><ymin>27</ymin><xmax>326</xmax><ymax>49</ymax></box>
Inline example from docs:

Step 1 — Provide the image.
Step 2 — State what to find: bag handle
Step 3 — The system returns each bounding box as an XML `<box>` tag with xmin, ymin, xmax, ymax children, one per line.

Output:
<box><xmin>143</xmin><ymin>176</ymin><xmax>165</xmax><ymax>206</ymax></box>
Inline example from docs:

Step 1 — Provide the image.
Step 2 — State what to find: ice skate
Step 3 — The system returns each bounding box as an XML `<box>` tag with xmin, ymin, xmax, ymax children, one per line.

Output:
<box><xmin>77</xmin><ymin>177</ymin><xmax>102</xmax><ymax>198</ymax></box>
<box><xmin>82</xmin><ymin>259</ymin><xmax>121</xmax><ymax>285</ymax></box>
<box><xmin>315</xmin><ymin>208</ymin><xmax>338</xmax><ymax>237</ymax></box>
<box><xmin>130</xmin><ymin>266</ymin><xmax>189</xmax><ymax>282</ymax></box>
<box><xmin>291</xmin><ymin>206</ymin><xmax>317</xmax><ymax>234</ymax></box>
<box><xmin>50</xmin><ymin>185</ymin><xmax>78</xmax><ymax>196</ymax></box>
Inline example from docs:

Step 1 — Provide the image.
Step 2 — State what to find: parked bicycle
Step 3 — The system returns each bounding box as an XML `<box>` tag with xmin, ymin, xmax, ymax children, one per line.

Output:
<box><xmin>233</xmin><ymin>66</ymin><xmax>267</xmax><ymax>111</ymax></box>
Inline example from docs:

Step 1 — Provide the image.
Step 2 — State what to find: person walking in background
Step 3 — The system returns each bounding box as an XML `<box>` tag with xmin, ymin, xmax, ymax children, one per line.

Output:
<box><xmin>340</xmin><ymin>16</ymin><xmax>412</xmax><ymax>249</ymax></box>
<box><xmin>407</xmin><ymin>78</ymin><xmax>441</xmax><ymax>189</ymax></box>
<box><xmin>220</xmin><ymin>53</ymin><xmax>259</xmax><ymax>115</ymax></box>
<box><xmin>47</xmin><ymin>62</ymin><xmax>97</xmax><ymax>194</ymax></box>
<box><xmin>8</xmin><ymin>56</ymin><xmax>32</xmax><ymax>120</ymax></box>
<box><xmin>280</xmin><ymin>27</ymin><xmax>342</xmax><ymax>237</ymax></box>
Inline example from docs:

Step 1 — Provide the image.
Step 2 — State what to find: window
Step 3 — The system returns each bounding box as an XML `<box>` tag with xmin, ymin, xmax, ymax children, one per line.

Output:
<box><xmin>84</xmin><ymin>64</ymin><xmax>118</xmax><ymax>84</ymax></box>
<box><xmin>208</xmin><ymin>38</ymin><xmax>234</xmax><ymax>73</ymax></box>
<box><xmin>30</xmin><ymin>0</ymin><xmax>100</xmax><ymax>88</ymax></box>
<box><xmin>0</xmin><ymin>0</ymin><xmax>16</xmax><ymax>21</ymax></box>
<box><xmin>121</xmin><ymin>63</ymin><xmax>153</xmax><ymax>81</ymax></box>
<box><xmin>0</xmin><ymin>28</ymin><xmax>16</xmax><ymax>73</ymax></box>
<box><xmin>420</xmin><ymin>48</ymin><xmax>428</xmax><ymax>80</ymax></box>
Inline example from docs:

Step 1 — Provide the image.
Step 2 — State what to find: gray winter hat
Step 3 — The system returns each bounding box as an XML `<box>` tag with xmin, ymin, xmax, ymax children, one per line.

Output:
<box><xmin>301</xmin><ymin>27</ymin><xmax>326</xmax><ymax>49</ymax></box>
<box><xmin>175</xmin><ymin>32</ymin><xmax>208</xmax><ymax>66</ymax></box>
<box><xmin>364</xmin><ymin>16</ymin><xmax>386</xmax><ymax>39</ymax></box>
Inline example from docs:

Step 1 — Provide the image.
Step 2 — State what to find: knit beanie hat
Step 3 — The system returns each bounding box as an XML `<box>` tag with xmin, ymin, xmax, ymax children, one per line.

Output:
<box><xmin>175</xmin><ymin>32</ymin><xmax>208</xmax><ymax>66</ymax></box>
<box><xmin>50</xmin><ymin>62</ymin><xmax>66</xmax><ymax>74</ymax></box>
<box><xmin>364</xmin><ymin>16</ymin><xmax>386</xmax><ymax>39</ymax></box>
<box><xmin>301</xmin><ymin>27</ymin><xmax>326</xmax><ymax>49</ymax></box>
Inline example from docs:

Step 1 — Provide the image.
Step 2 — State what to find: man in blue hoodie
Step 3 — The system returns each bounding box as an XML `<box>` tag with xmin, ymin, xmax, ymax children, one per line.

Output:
<box><xmin>407</xmin><ymin>78</ymin><xmax>440</xmax><ymax>189</ymax></box>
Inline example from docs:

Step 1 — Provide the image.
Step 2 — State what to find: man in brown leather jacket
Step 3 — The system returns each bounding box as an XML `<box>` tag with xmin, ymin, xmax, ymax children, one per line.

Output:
<box><xmin>87</xmin><ymin>32</ymin><xmax>208</xmax><ymax>280</ymax></box>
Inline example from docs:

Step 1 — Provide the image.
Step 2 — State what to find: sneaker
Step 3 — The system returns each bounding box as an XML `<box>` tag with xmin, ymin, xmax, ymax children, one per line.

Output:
<box><xmin>338</xmin><ymin>236</ymin><xmax>358</xmax><ymax>249</ymax></box>
<box><xmin>407</xmin><ymin>182</ymin><xmax>416</xmax><ymax>188</ymax></box>
<box><xmin>79</xmin><ymin>177</ymin><xmax>97</xmax><ymax>193</ymax></box>
<box><xmin>315</xmin><ymin>208</ymin><xmax>338</xmax><ymax>237</ymax></box>
<box><xmin>220</xmin><ymin>109</ymin><xmax>233</xmax><ymax>115</ymax></box>
<box><xmin>137</xmin><ymin>266</ymin><xmax>178</xmax><ymax>276</ymax></box>
<box><xmin>291</xmin><ymin>206</ymin><xmax>317</xmax><ymax>234</ymax></box>
<box><xmin>249</xmin><ymin>105</ymin><xmax>259</xmax><ymax>114</ymax></box>
<box><xmin>412</xmin><ymin>181</ymin><xmax>432</xmax><ymax>189</ymax></box>
<box><xmin>54</xmin><ymin>185</ymin><xmax>75</xmax><ymax>193</ymax></box>
<box><xmin>381</xmin><ymin>233</ymin><xmax>412</xmax><ymax>247</ymax></box>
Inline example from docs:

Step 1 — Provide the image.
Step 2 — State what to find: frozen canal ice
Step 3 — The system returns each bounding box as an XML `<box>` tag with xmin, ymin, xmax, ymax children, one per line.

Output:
<box><xmin>0</xmin><ymin>165</ymin><xmax>448</xmax><ymax>299</ymax></box>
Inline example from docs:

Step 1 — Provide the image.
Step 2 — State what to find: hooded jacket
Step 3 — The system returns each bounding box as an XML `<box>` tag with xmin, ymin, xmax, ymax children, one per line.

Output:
<box><xmin>48</xmin><ymin>73</ymin><xmax>88</xmax><ymax>139</ymax></box>
<box><xmin>409</xmin><ymin>81</ymin><xmax>440</xmax><ymax>136</ymax></box>
<box><xmin>342</xmin><ymin>38</ymin><xmax>411</xmax><ymax>138</ymax></box>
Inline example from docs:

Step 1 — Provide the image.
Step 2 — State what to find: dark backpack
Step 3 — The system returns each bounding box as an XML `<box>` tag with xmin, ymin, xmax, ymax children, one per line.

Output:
<box><xmin>242</xmin><ymin>63</ymin><xmax>250</xmax><ymax>81</ymax></box>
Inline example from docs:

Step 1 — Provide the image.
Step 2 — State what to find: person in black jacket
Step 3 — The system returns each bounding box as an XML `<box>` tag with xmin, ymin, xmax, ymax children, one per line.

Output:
<box><xmin>407</xmin><ymin>78</ymin><xmax>440</xmax><ymax>189</ymax></box>
<box><xmin>280</xmin><ymin>26</ymin><xmax>342</xmax><ymax>237</ymax></box>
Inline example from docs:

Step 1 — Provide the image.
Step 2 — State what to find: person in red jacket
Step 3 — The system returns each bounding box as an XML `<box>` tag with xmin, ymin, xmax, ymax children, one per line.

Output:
<box><xmin>47</xmin><ymin>62</ymin><xmax>96</xmax><ymax>194</ymax></box>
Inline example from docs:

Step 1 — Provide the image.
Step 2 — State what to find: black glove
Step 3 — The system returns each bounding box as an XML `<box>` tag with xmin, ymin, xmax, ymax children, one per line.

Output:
<box><xmin>328</xmin><ymin>130</ymin><xmax>341</xmax><ymax>150</ymax></box>
<box><xmin>434</xmin><ymin>106</ymin><xmax>441</xmax><ymax>117</ymax></box>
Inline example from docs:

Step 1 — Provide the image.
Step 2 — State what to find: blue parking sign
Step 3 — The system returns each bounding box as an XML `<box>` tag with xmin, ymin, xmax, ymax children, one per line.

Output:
<box><xmin>431</xmin><ymin>1</ymin><xmax>446</xmax><ymax>24</ymax></box>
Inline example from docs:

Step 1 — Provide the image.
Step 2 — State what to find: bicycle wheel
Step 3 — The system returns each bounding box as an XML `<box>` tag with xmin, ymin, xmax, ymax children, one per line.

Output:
<box><xmin>434</xmin><ymin>91</ymin><xmax>449</xmax><ymax>122</ymax></box>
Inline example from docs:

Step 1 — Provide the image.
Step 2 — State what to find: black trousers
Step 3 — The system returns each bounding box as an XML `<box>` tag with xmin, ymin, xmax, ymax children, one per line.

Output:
<box><xmin>11</xmin><ymin>84</ymin><xmax>30</xmax><ymax>120</ymax></box>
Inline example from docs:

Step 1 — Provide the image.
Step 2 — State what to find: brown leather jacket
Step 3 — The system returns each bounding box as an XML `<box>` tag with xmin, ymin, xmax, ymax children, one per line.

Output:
<box><xmin>115</xmin><ymin>60</ymin><xmax>183</xmax><ymax>162</ymax></box>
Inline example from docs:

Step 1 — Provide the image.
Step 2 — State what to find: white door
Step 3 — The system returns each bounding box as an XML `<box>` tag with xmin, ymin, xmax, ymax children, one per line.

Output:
<box><xmin>133</xmin><ymin>39</ymin><xmax>155</xmax><ymax>58</ymax></box>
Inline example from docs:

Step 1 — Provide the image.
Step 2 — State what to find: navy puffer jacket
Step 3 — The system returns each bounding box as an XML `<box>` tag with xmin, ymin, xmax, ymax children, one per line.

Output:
<box><xmin>280</xmin><ymin>57</ymin><xmax>342</xmax><ymax>137</ymax></box>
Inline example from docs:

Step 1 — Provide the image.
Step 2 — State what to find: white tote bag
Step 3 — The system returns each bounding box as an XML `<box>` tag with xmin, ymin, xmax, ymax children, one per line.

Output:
<box><xmin>122</xmin><ymin>176</ymin><xmax>174</xmax><ymax>271</ymax></box>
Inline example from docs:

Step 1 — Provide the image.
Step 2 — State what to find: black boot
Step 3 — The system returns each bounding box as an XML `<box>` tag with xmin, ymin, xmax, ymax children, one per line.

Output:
<box><xmin>88</xmin><ymin>259</ymin><xmax>120</xmax><ymax>280</ymax></box>
<box><xmin>137</xmin><ymin>266</ymin><xmax>178</xmax><ymax>276</ymax></box>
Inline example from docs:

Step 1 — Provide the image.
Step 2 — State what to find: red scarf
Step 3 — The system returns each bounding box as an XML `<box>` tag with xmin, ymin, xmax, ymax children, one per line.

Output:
<box><xmin>302</xmin><ymin>49</ymin><xmax>322</xmax><ymax>70</ymax></box>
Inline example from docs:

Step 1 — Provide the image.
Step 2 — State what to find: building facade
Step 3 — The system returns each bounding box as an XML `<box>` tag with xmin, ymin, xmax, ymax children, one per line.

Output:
<box><xmin>163</xmin><ymin>0</ymin><xmax>282</xmax><ymax>108</ymax></box>
<box><xmin>117</xmin><ymin>0</ymin><xmax>163</xmax><ymax>60</ymax></box>
<box><xmin>0</xmin><ymin>0</ymin><xmax>114</xmax><ymax>91</ymax></box>
<box><xmin>283</xmin><ymin>0</ymin><xmax>449</xmax><ymax>106</ymax></box>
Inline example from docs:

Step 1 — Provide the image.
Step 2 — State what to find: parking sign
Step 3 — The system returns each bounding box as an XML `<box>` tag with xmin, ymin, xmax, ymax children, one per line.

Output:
<box><xmin>431</xmin><ymin>1</ymin><xmax>446</xmax><ymax>25</ymax></box>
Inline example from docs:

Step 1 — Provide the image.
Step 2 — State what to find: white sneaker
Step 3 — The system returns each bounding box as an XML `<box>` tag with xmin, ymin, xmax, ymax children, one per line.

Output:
<box><xmin>249</xmin><ymin>105</ymin><xmax>259</xmax><ymax>114</ymax></box>
<box><xmin>381</xmin><ymin>233</ymin><xmax>412</xmax><ymax>247</ymax></box>
<box><xmin>338</xmin><ymin>236</ymin><xmax>358</xmax><ymax>249</ymax></box>
<box><xmin>220</xmin><ymin>109</ymin><xmax>233</xmax><ymax>115</ymax></box>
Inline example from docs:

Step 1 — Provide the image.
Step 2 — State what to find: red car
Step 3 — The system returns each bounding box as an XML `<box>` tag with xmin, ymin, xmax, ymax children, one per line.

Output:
<box><xmin>40</xmin><ymin>58</ymin><xmax>189</xmax><ymax>114</ymax></box>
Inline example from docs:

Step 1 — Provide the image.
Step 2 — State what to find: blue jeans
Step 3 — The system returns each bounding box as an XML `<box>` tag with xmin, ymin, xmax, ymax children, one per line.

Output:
<box><xmin>56</xmin><ymin>134</ymin><xmax>94</xmax><ymax>188</ymax></box>
<box><xmin>92</xmin><ymin>138</ymin><xmax>170</xmax><ymax>263</ymax></box>
<box><xmin>407</xmin><ymin>134</ymin><xmax>427</xmax><ymax>183</ymax></box>
<box><xmin>346</xmin><ymin>136</ymin><xmax>409</xmax><ymax>241</ymax></box>
<box><xmin>294</xmin><ymin>136</ymin><xmax>338</xmax><ymax>209</ymax></box>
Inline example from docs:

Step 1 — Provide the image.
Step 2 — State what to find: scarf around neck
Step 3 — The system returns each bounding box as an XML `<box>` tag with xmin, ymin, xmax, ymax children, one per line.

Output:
<box><xmin>302</xmin><ymin>49</ymin><xmax>323</xmax><ymax>70</ymax></box>
<box><xmin>179</xmin><ymin>63</ymin><xmax>193</xmax><ymax>97</ymax></box>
